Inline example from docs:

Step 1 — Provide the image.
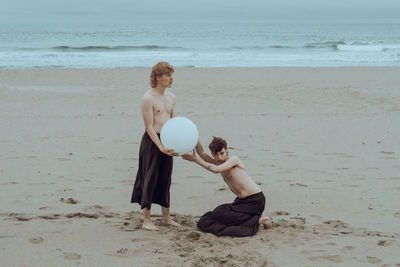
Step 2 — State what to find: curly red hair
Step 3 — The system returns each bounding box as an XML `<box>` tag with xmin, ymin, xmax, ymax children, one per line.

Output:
<box><xmin>150</xmin><ymin>62</ymin><xmax>174</xmax><ymax>88</ymax></box>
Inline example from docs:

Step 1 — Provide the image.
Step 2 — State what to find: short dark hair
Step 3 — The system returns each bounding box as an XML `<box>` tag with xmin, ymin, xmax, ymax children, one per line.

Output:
<box><xmin>209</xmin><ymin>136</ymin><xmax>227</xmax><ymax>154</ymax></box>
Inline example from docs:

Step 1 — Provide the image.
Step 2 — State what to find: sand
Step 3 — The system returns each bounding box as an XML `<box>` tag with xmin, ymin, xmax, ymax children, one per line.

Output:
<box><xmin>1</xmin><ymin>67</ymin><xmax>399</xmax><ymax>266</ymax></box>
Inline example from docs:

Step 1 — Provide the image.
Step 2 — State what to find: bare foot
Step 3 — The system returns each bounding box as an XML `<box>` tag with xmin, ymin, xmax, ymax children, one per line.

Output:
<box><xmin>142</xmin><ymin>221</ymin><xmax>160</xmax><ymax>231</ymax></box>
<box><xmin>162</xmin><ymin>219</ymin><xmax>181</xmax><ymax>227</ymax></box>
<box><xmin>259</xmin><ymin>215</ymin><xmax>272</xmax><ymax>229</ymax></box>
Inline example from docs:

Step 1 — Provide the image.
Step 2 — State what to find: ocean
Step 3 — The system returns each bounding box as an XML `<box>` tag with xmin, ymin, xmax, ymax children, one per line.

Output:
<box><xmin>1</xmin><ymin>22</ymin><xmax>399</xmax><ymax>68</ymax></box>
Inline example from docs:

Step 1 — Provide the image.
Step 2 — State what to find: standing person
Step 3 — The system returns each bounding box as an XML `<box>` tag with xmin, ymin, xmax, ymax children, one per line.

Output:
<box><xmin>131</xmin><ymin>62</ymin><xmax>181</xmax><ymax>231</ymax></box>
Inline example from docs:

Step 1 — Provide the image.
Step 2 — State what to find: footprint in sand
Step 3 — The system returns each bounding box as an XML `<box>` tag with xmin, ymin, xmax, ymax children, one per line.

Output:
<box><xmin>60</xmin><ymin>197</ymin><xmax>79</xmax><ymax>204</ymax></box>
<box><xmin>56</xmin><ymin>158</ymin><xmax>71</xmax><ymax>161</ymax></box>
<box><xmin>323</xmin><ymin>220</ymin><xmax>349</xmax><ymax>229</ymax></box>
<box><xmin>377</xmin><ymin>240</ymin><xmax>393</xmax><ymax>247</ymax></box>
<box><xmin>85</xmin><ymin>205</ymin><xmax>105</xmax><ymax>210</ymax></box>
<box><xmin>66</xmin><ymin>212</ymin><xmax>99</xmax><ymax>219</ymax></box>
<box><xmin>341</xmin><ymin>184</ymin><xmax>360</xmax><ymax>188</ymax></box>
<box><xmin>300</xmin><ymin>249</ymin><xmax>325</xmax><ymax>255</ymax></box>
<box><xmin>381</xmin><ymin>151</ymin><xmax>395</xmax><ymax>155</ymax></box>
<box><xmin>15</xmin><ymin>216</ymin><xmax>32</xmax><ymax>221</ymax></box>
<box><xmin>186</xmin><ymin>231</ymin><xmax>201</xmax><ymax>241</ymax></box>
<box><xmin>290</xmin><ymin>183</ymin><xmax>308</xmax><ymax>187</ymax></box>
<box><xmin>38</xmin><ymin>214</ymin><xmax>61</xmax><ymax>220</ymax></box>
<box><xmin>272</xmin><ymin>211</ymin><xmax>290</xmax><ymax>216</ymax></box>
<box><xmin>116</xmin><ymin>248</ymin><xmax>128</xmax><ymax>254</ymax></box>
<box><xmin>340</xmin><ymin>246</ymin><xmax>355</xmax><ymax>253</ymax></box>
<box><xmin>64</xmin><ymin>253</ymin><xmax>81</xmax><ymax>260</ymax></box>
<box><xmin>121</xmin><ymin>223</ymin><xmax>141</xmax><ymax>232</ymax></box>
<box><xmin>366</xmin><ymin>256</ymin><xmax>382</xmax><ymax>264</ymax></box>
<box><xmin>308</xmin><ymin>255</ymin><xmax>343</xmax><ymax>263</ymax></box>
<box><xmin>29</xmin><ymin>237</ymin><xmax>43</xmax><ymax>244</ymax></box>
<box><xmin>290</xmin><ymin>216</ymin><xmax>306</xmax><ymax>224</ymax></box>
<box><xmin>233</xmin><ymin>239</ymin><xmax>249</xmax><ymax>245</ymax></box>
<box><xmin>310</xmin><ymin>242</ymin><xmax>336</xmax><ymax>248</ymax></box>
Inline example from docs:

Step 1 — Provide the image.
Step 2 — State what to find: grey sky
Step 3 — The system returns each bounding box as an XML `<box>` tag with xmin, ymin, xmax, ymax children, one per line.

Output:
<box><xmin>1</xmin><ymin>0</ymin><xmax>400</xmax><ymax>24</ymax></box>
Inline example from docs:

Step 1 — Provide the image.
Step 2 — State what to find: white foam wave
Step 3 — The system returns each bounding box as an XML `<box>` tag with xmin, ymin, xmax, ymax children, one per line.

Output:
<box><xmin>337</xmin><ymin>44</ymin><xmax>400</xmax><ymax>52</ymax></box>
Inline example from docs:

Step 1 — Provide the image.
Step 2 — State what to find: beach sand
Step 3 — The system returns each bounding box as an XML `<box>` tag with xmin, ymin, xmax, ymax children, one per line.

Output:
<box><xmin>1</xmin><ymin>67</ymin><xmax>399</xmax><ymax>266</ymax></box>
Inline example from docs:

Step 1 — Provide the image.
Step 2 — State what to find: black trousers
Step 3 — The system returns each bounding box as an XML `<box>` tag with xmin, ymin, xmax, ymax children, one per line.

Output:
<box><xmin>197</xmin><ymin>192</ymin><xmax>265</xmax><ymax>237</ymax></box>
<box><xmin>131</xmin><ymin>132</ymin><xmax>173</xmax><ymax>210</ymax></box>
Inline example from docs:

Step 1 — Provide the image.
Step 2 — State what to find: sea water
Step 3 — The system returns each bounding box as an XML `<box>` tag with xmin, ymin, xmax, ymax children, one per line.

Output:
<box><xmin>1</xmin><ymin>21</ymin><xmax>399</xmax><ymax>68</ymax></box>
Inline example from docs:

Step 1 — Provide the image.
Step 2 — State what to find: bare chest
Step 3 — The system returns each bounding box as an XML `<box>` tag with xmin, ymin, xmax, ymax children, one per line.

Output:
<box><xmin>221</xmin><ymin>165</ymin><xmax>244</xmax><ymax>182</ymax></box>
<box><xmin>153</xmin><ymin>97</ymin><xmax>173</xmax><ymax>116</ymax></box>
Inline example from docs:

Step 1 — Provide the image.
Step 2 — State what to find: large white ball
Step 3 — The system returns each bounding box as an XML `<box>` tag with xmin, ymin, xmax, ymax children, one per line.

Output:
<box><xmin>160</xmin><ymin>117</ymin><xmax>199</xmax><ymax>155</ymax></box>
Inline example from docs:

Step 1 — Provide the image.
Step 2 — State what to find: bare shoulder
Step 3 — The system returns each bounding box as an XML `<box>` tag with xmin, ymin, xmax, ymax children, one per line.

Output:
<box><xmin>228</xmin><ymin>156</ymin><xmax>240</xmax><ymax>165</ymax></box>
<box><xmin>165</xmin><ymin>91</ymin><xmax>176</xmax><ymax>102</ymax></box>
<box><xmin>142</xmin><ymin>90</ymin><xmax>156</xmax><ymax>100</ymax></box>
<box><xmin>231</xmin><ymin>156</ymin><xmax>246</xmax><ymax>169</ymax></box>
<box><xmin>141</xmin><ymin>91</ymin><xmax>155</xmax><ymax>106</ymax></box>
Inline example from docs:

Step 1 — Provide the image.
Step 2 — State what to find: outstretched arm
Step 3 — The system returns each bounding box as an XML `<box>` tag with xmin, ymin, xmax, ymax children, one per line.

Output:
<box><xmin>182</xmin><ymin>150</ymin><xmax>239</xmax><ymax>174</ymax></box>
<box><xmin>195</xmin><ymin>140</ymin><xmax>216</xmax><ymax>164</ymax></box>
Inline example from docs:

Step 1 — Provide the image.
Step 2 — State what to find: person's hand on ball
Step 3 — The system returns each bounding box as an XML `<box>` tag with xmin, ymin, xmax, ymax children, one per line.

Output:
<box><xmin>160</xmin><ymin>147</ymin><xmax>179</xmax><ymax>157</ymax></box>
<box><xmin>181</xmin><ymin>150</ymin><xmax>197</xmax><ymax>162</ymax></box>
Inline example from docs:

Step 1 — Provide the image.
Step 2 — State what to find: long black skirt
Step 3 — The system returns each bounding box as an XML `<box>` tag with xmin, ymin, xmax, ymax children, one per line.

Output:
<box><xmin>197</xmin><ymin>191</ymin><xmax>265</xmax><ymax>237</ymax></box>
<box><xmin>131</xmin><ymin>132</ymin><xmax>173</xmax><ymax>210</ymax></box>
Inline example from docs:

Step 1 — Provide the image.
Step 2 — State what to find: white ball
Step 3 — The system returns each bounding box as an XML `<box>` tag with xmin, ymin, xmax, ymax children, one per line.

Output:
<box><xmin>160</xmin><ymin>117</ymin><xmax>199</xmax><ymax>155</ymax></box>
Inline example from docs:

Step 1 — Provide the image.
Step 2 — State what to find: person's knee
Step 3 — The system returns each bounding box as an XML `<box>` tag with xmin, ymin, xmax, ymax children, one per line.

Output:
<box><xmin>197</xmin><ymin>212</ymin><xmax>213</xmax><ymax>228</ymax></box>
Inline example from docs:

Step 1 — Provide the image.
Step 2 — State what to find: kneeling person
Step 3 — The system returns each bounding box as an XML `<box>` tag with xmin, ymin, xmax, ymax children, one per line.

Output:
<box><xmin>182</xmin><ymin>137</ymin><xmax>271</xmax><ymax>237</ymax></box>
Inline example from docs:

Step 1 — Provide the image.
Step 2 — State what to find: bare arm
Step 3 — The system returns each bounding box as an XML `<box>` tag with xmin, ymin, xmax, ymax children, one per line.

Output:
<box><xmin>195</xmin><ymin>141</ymin><xmax>216</xmax><ymax>164</ymax></box>
<box><xmin>169</xmin><ymin>93</ymin><xmax>176</xmax><ymax>118</ymax></box>
<box><xmin>196</xmin><ymin>156</ymin><xmax>239</xmax><ymax>174</ymax></box>
<box><xmin>182</xmin><ymin>151</ymin><xmax>239</xmax><ymax>174</ymax></box>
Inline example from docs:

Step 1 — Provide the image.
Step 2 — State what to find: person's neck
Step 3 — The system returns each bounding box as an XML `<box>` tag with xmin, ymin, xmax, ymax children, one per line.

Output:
<box><xmin>153</xmin><ymin>86</ymin><xmax>166</xmax><ymax>95</ymax></box>
<box><xmin>216</xmin><ymin>157</ymin><xmax>229</xmax><ymax>164</ymax></box>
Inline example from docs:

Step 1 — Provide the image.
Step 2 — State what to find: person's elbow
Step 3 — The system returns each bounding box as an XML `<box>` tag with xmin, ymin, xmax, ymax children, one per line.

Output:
<box><xmin>195</xmin><ymin>145</ymin><xmax>204</xmax><ymax>155</ymax></box>
<box><xmin>197</xmin><ymin>152</ymin><xmax>208</xmax><ymax>161</ymax></box>
<box><xmin>210</xmin><ymin>166</ymin><xmax>221</xmax><ymax>174</ymax></box>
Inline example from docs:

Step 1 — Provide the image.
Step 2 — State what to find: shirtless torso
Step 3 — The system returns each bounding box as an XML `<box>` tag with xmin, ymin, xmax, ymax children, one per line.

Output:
<box><xmin>219</xmin><ymin>157</ymin><xmax>261</xmax><ymax>198</ymax></box>
<box><xmin>142</xmin><ymin>90</ymin><xmax>175</xmax><ymax>133</ymax></box>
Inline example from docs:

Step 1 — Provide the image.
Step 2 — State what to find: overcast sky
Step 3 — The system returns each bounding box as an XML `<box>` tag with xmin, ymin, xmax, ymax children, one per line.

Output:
<box><xmin>1</xmin><ymin>0</ymin><xmax>400</xmax><ymax>24</ymax></box>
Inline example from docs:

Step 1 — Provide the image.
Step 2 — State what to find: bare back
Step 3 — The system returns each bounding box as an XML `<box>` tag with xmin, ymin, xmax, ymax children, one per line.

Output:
<box><xmin>142</xmin><ymin>90</ymin><xmax>176</xmax><ymax>133</ymax></box>
<box><xmin>220</xmin><ymin>159</ymin><xmax>261</xmax><ymax>198</ymax></box>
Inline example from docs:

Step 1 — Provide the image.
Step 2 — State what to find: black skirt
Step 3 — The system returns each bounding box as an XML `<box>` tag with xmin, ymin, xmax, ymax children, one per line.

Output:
<box><xmin>131</xmin><ymin>132</ymin><xmax>173</xmax><ymax>209</ymax></box>
<box><xmin>197</xmin><ymin>191</ymin><xmax>265</xmax><ymax>237</ymax></box>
